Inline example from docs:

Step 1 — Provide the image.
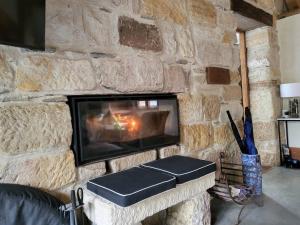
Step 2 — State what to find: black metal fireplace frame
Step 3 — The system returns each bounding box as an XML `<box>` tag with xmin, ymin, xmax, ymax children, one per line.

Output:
<box><xmin>68</xmin><ymin>94</ymin><xmax>180</xmax><ymax>166</ymax></box>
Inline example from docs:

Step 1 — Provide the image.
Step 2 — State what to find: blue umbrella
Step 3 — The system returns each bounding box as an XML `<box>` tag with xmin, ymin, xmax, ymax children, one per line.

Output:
<box><xmin>244</xmin><ymin>107</ymin><xmax>258</xmax><ymax>155</ymax></box>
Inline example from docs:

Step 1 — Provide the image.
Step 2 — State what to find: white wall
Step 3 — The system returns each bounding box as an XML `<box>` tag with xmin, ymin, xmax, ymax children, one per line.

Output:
<box><xmin>277</xmin><ymin>14</ymin><xmax>300</xmax><ymax>83</ymax></box>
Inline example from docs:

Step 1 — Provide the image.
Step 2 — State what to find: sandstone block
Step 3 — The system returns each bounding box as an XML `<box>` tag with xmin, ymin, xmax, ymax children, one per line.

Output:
<box><xmin>248</xmin><ymin>67</ymin><xmax>280</xmax><ymax>84</ymax></box>
<box><xmin>180</xmin><ymin>124</ymin><xmax>213</xmax><ymax>151</ymax></box>
<box><xmin>175</xmin><ymin>26</ymin><xmax>194</xmax><ymax>58</ymax></box>
<box><xmin>159</xmin><ymin>21</ymin><xmax>176</xmax><ymax>56</ymax></box>
<box><xmin>217</xmin><ymin>10</ymin><xmax>237</xmax><ymax>31</ymax></box>
<box><xmin>0</xmin><ymin>160</ymin><xmax>8</xmax><ymax>179</ymax></box>
<box><xmin>214</xmin><ymin>0</ymin><xmax>231</xmax><ymax>10</ymax></box>
<box><xmin>163</xmin><ymin>64</ymin><xmax>187</xmax><ymax>93</ymax></box>
<box><xmin>247</xmin><ymin>45</ymin><xmax>279</xmax><ymax>70</ymax></box>
<box><xmin>108</xmin><ymin>150</ymin><xmax>157</xmax><ymax>173</ymax></box>
<box><xmin>77</xmin><ymin>161</ymin><xmax>106</xmax><ymax>181</ymax></box>
<box><xmin>83</xmin><ymin>4</ymin><xmax>114</xmax><ymax>53</ymax></box>
<box><xmin>214</xmin><ymin>123</ymin><xmax>234</xmax><ymax>146</ymax></box>
<box><xmin>1</xmin><ymin>151</ymin><xmax>76</xmax><ymax>190</ymax></box>
<box><xmin>0</xmin><ymin>103</ymin><xmax>72</xmax><ymax>155</ymax></box>
<box><xmin>166</xmin><ymin>192</ymin><xmax>211</xmax><ymax>225</ymax></box>
<box><xmin>222</xmin><ymin>30</ymin><xmax>237</xmax><ymax>45</ymax></box>
<box><xmin>253</xmin><ymin>121</ymin><xmax>278</xmax><ymax>141</ymax></box>
<box><xmin>219</xmin><ymin>102</ymin><xmax>244</xmax><ymax>123</ymax></box>
<box><xmin>259</xmin><ymin>150</ymin><xmax>280</xmax><ymax>166</ymax></box>
<box><xmin>196</xmin><ymin>41</ymin><xmax>233</xmax><ymax>67</ymax></box>
<box><xmin>250</xmin><ymin>87</ymin><xmax>281</xmax><ymax>121</ymax></box>
<box><xmin>84</xmin><ymin>172</ymin><xmax>215</xmax><ymax>225</ymax></box>
<box><xmin>188</xmin><ymin>0</ymin><xmax>217</xmax><ymax>27</ymax></box>
<box><xmin>16</xmin><ymin>55</ymin><xmax>96</xmax><ymax>92</ymax></box>
<box><xmin>140</xmin><ymin>0</ymin><xmax>188</xmax><ymax>26</ymax></box>
<box><xmin>46</xmin><ymin>0</ymin><xmax>77</xmax><ymax>50</ymax></box>
<box><xmin>230</xmin><ymin>70</ymin><xmax>241</xmax><ymax>84</ymax></box>
<box><xmin>118</xmin><ymin>16</ymin><xmax>162</xmax><ymax>52</ymax></box>
<box><xmin>222</xmin><ymin>85</ymin><xmax>242</xmax><ymax>102</ymax></box>
<box><xmin>94</xmin><ymin>56</ymin><xmax>164</xmax><ymax>92</ymax></box>
<box><xmin>189</xmin><ymin>67</ymin><xmax>207</xmax><ymax>95</ymax></box>
<box><xmin>246</xmin><ymin>26</ymin><xmax>276</xmax><ymax>48</ymax></box>
<box><xmin>0</xmin><ymin>50</ymin><xmax>14</xmax><ymax>93</ymax></box>
<box><xmin>178</xmin><ymin>94</ymin><xmax>203</xmax><ymax>125</ymax></box>
<box><xmin>203</xmin><ymin>95</ymin><xmax>220</xmax><ymax>121</ymax></box>
<box><xmin>158</xmin><ymin>145</ymin><xmax>181</xmax><ymax>159</ymax></box>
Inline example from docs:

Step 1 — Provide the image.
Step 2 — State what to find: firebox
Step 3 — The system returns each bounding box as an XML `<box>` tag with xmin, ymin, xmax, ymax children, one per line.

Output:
<box><xmin>68</xmin><ymin>94</ymin><xmax>180</xmax><ymax>166</ymax></box>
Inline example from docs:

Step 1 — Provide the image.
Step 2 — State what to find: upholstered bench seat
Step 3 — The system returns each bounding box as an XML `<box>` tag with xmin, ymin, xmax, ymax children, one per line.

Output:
<box><xmin>87</xmin><ymin>167</ymin><xmax>176</xmax><ymax>207</ymax></box>
<box><xmin>142</xmin><ymin>155</ymin><xmax>216</xmax><ymax>184</ymax></box>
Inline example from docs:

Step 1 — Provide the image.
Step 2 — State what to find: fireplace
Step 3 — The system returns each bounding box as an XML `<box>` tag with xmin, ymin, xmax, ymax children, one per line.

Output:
<box><xmin>68</xmin><ymin>94</ymin><xmax>180</xmax><ymax>166</ymax></box>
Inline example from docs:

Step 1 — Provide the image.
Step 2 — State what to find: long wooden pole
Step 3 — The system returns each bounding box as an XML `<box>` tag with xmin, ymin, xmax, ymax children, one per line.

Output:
<box><xmin>239</xmin><ymin>31</ymin><xmax>250</xmax><ymax>108</ymax></box>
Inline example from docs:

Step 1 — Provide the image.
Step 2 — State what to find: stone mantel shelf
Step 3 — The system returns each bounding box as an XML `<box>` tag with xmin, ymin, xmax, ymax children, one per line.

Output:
<box><xmin>83</xmin><ymin>172</ymin><xmax>215</xmax><ymax>225</ymax></box>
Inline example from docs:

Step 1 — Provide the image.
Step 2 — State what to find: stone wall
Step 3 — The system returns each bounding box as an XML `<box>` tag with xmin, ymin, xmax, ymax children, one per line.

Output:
<box><xmin>0</xmin><ymin>0</ymin><xmax>244</xmax><ymax>203</ymax></box>
<box><xmin>246</xmin><ymin>27</ymin><xmax>281</xmax><ymax>166</ymax></box>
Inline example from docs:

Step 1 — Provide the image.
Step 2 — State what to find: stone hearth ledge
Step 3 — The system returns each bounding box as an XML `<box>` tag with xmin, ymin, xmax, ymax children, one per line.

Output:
<box><xmin>83</xmin><ymin>172</ymin><xmax>215</xmax><ymax>225</ymax></box>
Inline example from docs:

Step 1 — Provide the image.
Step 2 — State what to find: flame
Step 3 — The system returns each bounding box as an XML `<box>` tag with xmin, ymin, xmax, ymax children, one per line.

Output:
<box><xmin>113</xmin><ymin>114</ymin><xmax>141</xmax><ymax>133</ymax></box>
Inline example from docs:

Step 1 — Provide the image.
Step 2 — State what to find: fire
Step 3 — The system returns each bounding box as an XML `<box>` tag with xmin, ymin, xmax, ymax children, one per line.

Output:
<box><xmin>113</xmin><ymin>114</ymin><xmax>141</xmax><ymax>133</ymax></box>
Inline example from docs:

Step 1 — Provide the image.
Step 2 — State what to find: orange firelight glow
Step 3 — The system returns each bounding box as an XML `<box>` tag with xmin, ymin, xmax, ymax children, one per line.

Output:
<box><xmin>113</xmin><ymin>114</ymin><xmax>141</xmax><ymax>133</ymax></box>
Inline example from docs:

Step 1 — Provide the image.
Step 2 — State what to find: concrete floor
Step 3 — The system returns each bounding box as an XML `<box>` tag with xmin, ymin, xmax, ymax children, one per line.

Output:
<box><xmin>211</xmin><ymin>167</ymin><xmax>300</xmax><ymax>225</ymax></box>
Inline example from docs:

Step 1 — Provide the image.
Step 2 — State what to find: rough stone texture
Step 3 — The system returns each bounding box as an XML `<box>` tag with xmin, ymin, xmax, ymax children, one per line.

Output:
<box><xmin>16</xmin><ymin>55</ymin><xmax>96</xmax><ymax>92</ymax></box>
<box><xmin>259</xmin><ymin>149</ymin><xmax>280</xmax><ymax>166</ymax></box>
<box><xmin>247</xmin><ymin>45</ymin><xmax>279</xmax><ymax>70</ymax></box>
<box><xmin>248</xmin><ymin>67</ymin><xmax>280</xmax><ymax>84</ymax></box>
<box><xmin>108</xmin><ymin>150</ymin><xmax>157</xmax><ymax>173</ymax></box>
<box><xmin>188</xmin><ymin>0</ymin><xmax>217</xmax><ymax>27</ymax></box>
<box><xmin>0</xmin><ymin>160</ymin><xmax>8</xmax><ymax>179</ymax></box>
<box><xmin>77</xmin><ymin>161</ymin><xmax>106</xmax><ymax>181</ymax></box>
<box><xmin>158</xmin><ymin>145</ymin><xmax>181</xmax><ymax>159</ymax></box>
<box><xmin>46</xmin><ymin>0</ymin><xmax>118</xmax><ymax>53</ymax></box>
<box><xmin>84</xmin><ymin>173</ymin><xmax>215</xmax><ymax>225</ymax></box>
<box><xmin>93</xmin><ymin>56</ymin><xmax>164</xmax><ymax>92</ymax></box>
<box><xmin>142</xmin><ymin>211</ymin><xmax>166</xmax><ymax>225</ymax></box>
<box><xmin>222</xmin><ymin>30</ymin><xmax>236</xmax><ymax>45</ymax></box>
<box><xmin>140</xmin><ymin>0</ymin><xmax>188</xmax><ymax>26</ymax></box>
<box><xmin>163</xmin><ymin>65</ymin><xmax>187</xmax><ymax>93</ymax></box>
<box><xmin>166</xmin><ymin>192</ymin><xmax>211</xmax><ymax>225</ymax></box>
<box><xmin>178</xmin><ymin>94</ymin><xmax>203</xmax><ymax>125</ymax></box>
<box><xmin>203</xmin><ymin>96</ymin><xmax>220</xmax><ymax>121</ymax></box>
<box><xmin>214</xmin><ymin>123</ymin><xmax>234</xmax><ymax>146</ymax></box>
<box><xmin>222</xmin><ymin>85</ymin><xmax>242</xmax><ymax>102</ymax></box>
<box><xmin>0</xmin><ymin>50</ymin><xmax>14</xmax><ymax>93</ymax></box>
<box><xmin>247</xmin><ymin>27</ymin><xmax>281</xmax><ymax>166</ymax></box>
<box><xmin>180</xmin><ymin>124</ymin><xmax>213</xmax><ymax>151</ymax></box>
<box><xmin>230</xmin><ymin>70</ymin><xmax>241</xmax><ymax>84</ymax></box>
<box><xmin>196</xmin><ymin>41</ymin><xmax>233</xmax><ymax>67</ymax></box>
<box><xmin>246</xmin><ymin>26</ymin><xmax>277</xmax><ymax>48</ymax></box>
<box><xmin>217</xmin><ymin>10</ymin><xmax>237</xmax><ymax>31</ymax></box>
<box><xmin>83</xmin><ymin>4</ymin><xmax>114</xmax><ymax>53</ymax></box>
<box><xmin>46</xmin><ymin>0</ymin><xmax>78</xmax><ymax>50</ymax></box>
<box><xmin>176</xmin><ymin>26</ymin><xmax>195</xmax><ymax>58</ymax></box>
<box><xmin>0</xmin><ymin>103</ymin><xmax>72</xmax><ymax>155</ymax></box>
<box><xmin>253</xmin><ymin>121</ymin><xmax>278</xmax><ymax>141</ymax></box>
<box><xmin>219</xmin><ymin>102</ymin><xmax>244</xmax><ymax>123</ymax></box>
<box><xmin>0</xmin><ymin>151</ymin><xmax>76</xmax><ymax>190</ymax></box>
<box><xmin>118</xmin><ymin>16</ymin><xmax>163</xmax><ymax>52</ymax></box>
<box><xmin>189</xmin><ymin>67</ymin><xmax>206</xmax><ymax>95</ymax></box>
<box><xmin>250</xmin><ymin>87</ymin><xmax>280</xmax><ymax>121</ymax></box>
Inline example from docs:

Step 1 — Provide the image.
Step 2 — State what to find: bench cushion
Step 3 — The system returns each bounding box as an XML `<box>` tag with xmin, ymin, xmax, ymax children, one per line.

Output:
<box><xmin>142</xmin><ymin>155</ymin><xmax>216</xmax><ymax>184</ymax></box>
<box><xmin>87</xmin><ymin>167</ymin><xmax>176</xmax><ymax>207</ymax></box>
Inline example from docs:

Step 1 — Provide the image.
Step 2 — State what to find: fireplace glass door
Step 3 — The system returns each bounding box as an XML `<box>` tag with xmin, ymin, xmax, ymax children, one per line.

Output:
<box><xmin>69</xmin><ymin>94</ymin><xmax>180</xmax><ymax>166</ymax></box>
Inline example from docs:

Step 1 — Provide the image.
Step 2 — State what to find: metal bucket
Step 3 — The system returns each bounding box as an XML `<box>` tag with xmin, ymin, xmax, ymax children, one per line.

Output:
<box><xmin>241</xmin><ymin>154</ymin><xmax>262</xmax><ymax>196</ymax></box>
